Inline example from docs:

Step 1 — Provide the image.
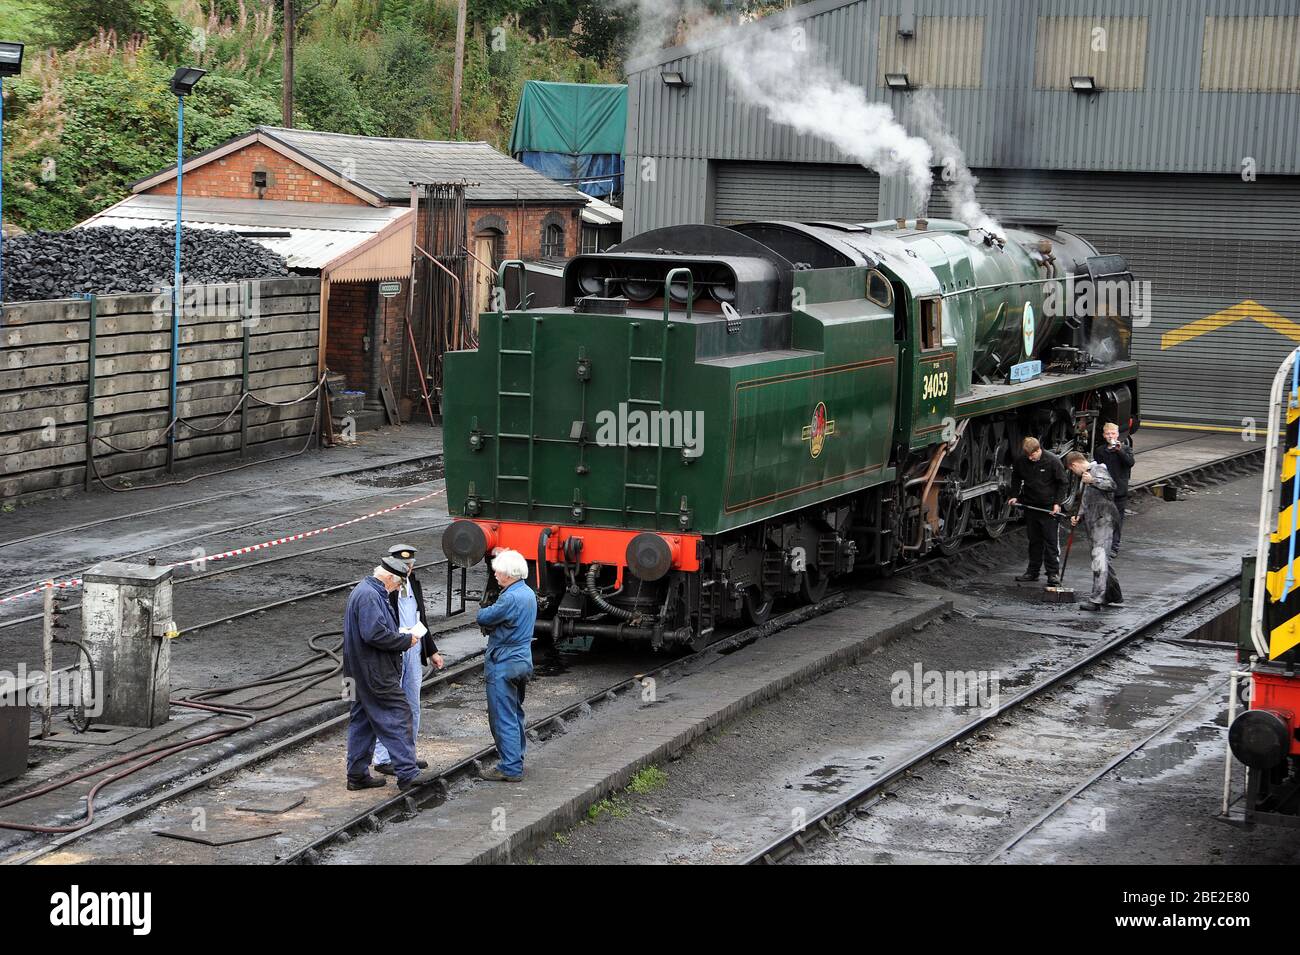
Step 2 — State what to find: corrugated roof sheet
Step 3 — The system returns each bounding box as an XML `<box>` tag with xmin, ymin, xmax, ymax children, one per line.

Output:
<box><xmin>259</xmin><ymin>126</ymin><xmax>588</xmax><ymax>204</ymax></box>
<box><xmin>79</xmin><ymin>194</ymin><xmax>411</xmax><ymax>270</ymax></box>
<box><xmin>581</xmin><ymin>196</ymin><xmax>624</xmax><ymax>226</ymax></box>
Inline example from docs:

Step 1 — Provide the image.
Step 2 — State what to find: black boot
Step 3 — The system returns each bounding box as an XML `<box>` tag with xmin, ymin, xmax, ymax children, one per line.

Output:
<box><xmin>398</xmin><ymin>768</ymin><xmax>440</xmax><ymax>792</ymax></box>
<box><xmin>1015</xmin><ymin>571</ymin><xmax>1040</xmax><ymax>582</ymax></box>
<box><xmin>347</xmin><ymin>775</ymin><xmax>387</xmax><ymax>791</ymax></box>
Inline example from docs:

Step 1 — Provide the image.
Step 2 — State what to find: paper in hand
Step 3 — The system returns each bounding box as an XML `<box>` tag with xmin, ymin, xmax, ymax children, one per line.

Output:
<box><xmin>404</xmin><ymin>620</ymin><xmax>428</xmax><ymax>640</ymax></box>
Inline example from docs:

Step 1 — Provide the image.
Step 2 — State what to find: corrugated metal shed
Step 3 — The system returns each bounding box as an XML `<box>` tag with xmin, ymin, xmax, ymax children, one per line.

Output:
<box><xmin>79</xmin><ymin>194</ymin><xmax>412</xmax><ymax>271</ymax></box>
<box><xmin>624</xmin><ymin>0</ymin><xmax>1300</xmax><ymax>234</ymax></box>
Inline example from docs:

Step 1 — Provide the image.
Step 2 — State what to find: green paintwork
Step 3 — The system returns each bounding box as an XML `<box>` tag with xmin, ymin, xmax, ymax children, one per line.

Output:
<box><xmin>443</xmin><ymin>222</ymin><xmax>1138</xmax><ymax>539</ymax></box>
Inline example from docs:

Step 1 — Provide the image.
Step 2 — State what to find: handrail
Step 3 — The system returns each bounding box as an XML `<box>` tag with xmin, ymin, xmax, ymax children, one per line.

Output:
<box><xmin>662</xmin><ymin>267</ymin><xmax>694</xmax><ymax>322</ymax></box>
<box><xmin>496</xmin><ymin>259</ymin><xmax>527</xmax><ymax>312</ymax></box>
<box><xmin>1251</xmin><ymin>347</ymin><xmax>1299</xmax><ymax>659</ymax></box>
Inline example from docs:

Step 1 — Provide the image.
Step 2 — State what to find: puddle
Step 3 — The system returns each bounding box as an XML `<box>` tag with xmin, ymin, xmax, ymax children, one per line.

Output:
<box><xmin>943</xmin><ymin>801</ymin><xmax>1003</xmax><ymax>819</ymax></box>
<box><xmin>800</xmin><ymin>764</ymin><xmax>851</xmax><ymax>793</ymax></box>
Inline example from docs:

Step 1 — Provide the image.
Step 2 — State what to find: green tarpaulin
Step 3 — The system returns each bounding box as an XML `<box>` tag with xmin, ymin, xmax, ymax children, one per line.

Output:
<box><xmin>508</xmin><ymin>81</ymin><xmax>627</xmax><ymax>157</ymax></box>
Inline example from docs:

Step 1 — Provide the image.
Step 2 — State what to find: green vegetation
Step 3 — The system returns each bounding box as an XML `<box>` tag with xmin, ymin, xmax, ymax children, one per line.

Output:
<box><xmin>627</xmin><ymin>764</ymin><xmax>668</xmax><ymax>794</ymax></box>
<box><xmin>0</xmin><ymin>0</ymin><xmax>626</xmax><ymax>231</ymax></box>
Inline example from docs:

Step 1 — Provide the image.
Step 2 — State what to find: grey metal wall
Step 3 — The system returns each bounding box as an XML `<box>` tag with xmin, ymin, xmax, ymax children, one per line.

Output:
<box><xmin>625</xmin><ymin>0</ymin><xmax>1300</xmax><ymax>235</ymax></box>
<box><xmin>932</xmin><ymin>171</ymin><xmax>1300</xmax><ymax>427</ymax></box>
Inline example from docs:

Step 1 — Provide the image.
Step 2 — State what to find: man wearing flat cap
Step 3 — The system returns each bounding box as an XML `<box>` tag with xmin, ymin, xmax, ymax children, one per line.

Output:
<box><xmin>373</xmin><ymin>544</ymin><xmax>444</xmax><ymax>776</ymax></box>
<box><xmin>341</xmin><ymin>557</ymin><xmax>438</xmax><ymax>792</ymax></box>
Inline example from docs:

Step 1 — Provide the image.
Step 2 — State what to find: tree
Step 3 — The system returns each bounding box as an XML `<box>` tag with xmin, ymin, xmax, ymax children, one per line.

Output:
<box><xmin>46</xmin><ymin>0</ymin><xmax>192</xmax><ymax>60</ymax></box>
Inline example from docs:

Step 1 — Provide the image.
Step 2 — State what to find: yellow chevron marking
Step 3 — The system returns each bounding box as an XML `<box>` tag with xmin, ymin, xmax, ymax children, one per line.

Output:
<box><xmin>1285</xmin><ymin>448</ymin><xmax>1297</xmax><ymax>482</ymax></box>
<box><xmin>1272</xmin><ymin>502</ymin><xmax>1297</xmax><ymax>544</ymax></box>
<box><xmin>1270</xmin><ymin>617</ymin><xmax>1300</xmax><ymax>659</ymax></box>
<box><xmin>1161</xmin><ymin>300</ymin><xmax>1300</xmax><ymax>350</ymax></box>
<box><xmin>1266</xmin><ymin>562</ymin><xmax>1300</xmax><ymax>600</ymax></box>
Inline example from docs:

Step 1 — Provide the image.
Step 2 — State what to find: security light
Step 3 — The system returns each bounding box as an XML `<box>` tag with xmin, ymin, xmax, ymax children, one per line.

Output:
<box><xmin>885</xmin><ymin>73</ymin><xmax>914</xmax><ymax>91</ymax></box>
<box><xmin>661</xmin><ymin>71</ymin><xmax>691</xmax><ymax>88</ymax></box>
<box><xmin>169</xmin><ymin>66</ymin><xmax>207</xmax><ymax>97</ymax></box>
<box><xmin>0</xmin><ymin>42</ymin><xmax>22</xmax><ymax>78</ymax></box>
<box><xmin>1070</xmin><ymin>75</ymin><xmax>1099</xmax><ymax>93</ymax></box>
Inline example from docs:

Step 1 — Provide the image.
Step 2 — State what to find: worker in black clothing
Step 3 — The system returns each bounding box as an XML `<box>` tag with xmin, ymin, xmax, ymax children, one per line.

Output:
<box><xmin>1093</xmin><ymin>422</ymin><xmax>1135</xmax><ymax>557</ymax></box>
<box><xmin>1006</xmin><ymin>435</ymin><xmax>1068</xmax><ymax>586</ymax></box>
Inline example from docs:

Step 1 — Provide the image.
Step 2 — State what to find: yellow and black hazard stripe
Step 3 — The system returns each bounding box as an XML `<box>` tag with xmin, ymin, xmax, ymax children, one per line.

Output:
<box><xmin>1266</xmin><ymin>397</ymin><xmax>1300</xmax><ymax>660</ymax></box>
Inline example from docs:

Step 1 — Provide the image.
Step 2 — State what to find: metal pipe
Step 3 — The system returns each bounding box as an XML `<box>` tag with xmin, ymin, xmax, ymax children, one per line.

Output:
<box><xmin>82</xmin><ymin>293</ymin><xmax>97</xmax><ymax>491</ymax></box>
<box><xmin>168</xmin><ymin>92</ymin><xmax>184</xmax><ymax>473</ymax></box>
<box><xmin>1222</xmin><ymin>668</ymin><xmax>1251</xmax><ymax>816</ymax></box>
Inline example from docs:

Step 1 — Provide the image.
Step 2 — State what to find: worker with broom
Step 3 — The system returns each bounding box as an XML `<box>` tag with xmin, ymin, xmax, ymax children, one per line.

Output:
<box><xmin>1062</xmin><ymin>451</ymin><xmax>1124</xmax><ymax>611</ymax></box>
<box><xmin>1007</xmin><ymin>436</ymin><xmax>1069</xmax><ymax>586</ymax></box>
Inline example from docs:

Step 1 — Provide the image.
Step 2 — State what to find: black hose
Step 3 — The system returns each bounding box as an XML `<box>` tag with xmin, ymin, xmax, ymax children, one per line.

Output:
<box><xmin>51</xmin><ymin>636</ymin><xmax>96</xmax><ymax>734</ymax></box>
<box><xmin>584</xmin><ymin>563</ymin><xmax>640</xmax><ymax>623</ymax></box>
<box><xmin>537</xmin><ymin>527</ymin><xmax>552</xmax><ymax>594</ymax></box>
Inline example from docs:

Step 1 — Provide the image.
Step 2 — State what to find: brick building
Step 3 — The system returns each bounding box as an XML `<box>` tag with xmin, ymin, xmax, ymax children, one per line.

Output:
<box><xmin>115</xmin><ymin>126</ymin><xmax>588</xmax><ymax>424</ymax></box>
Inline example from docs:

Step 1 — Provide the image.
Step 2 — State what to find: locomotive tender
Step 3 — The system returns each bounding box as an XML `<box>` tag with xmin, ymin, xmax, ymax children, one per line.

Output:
<box><xmin>441</xmin><ymin>217</ymin><xmax>1139</xmax><ymax>649</ymax></box>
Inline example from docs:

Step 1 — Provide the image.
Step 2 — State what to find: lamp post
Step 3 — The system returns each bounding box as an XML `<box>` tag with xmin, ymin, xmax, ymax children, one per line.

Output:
<box><xmin>166</xmin><ymin>66</ymin><xmax>206</xmax><ymax>472</ymax></box>
<box><xmin>0</xmin><ymin>41</ymin><xmax>25</xmax><ymax>326</ymax></box>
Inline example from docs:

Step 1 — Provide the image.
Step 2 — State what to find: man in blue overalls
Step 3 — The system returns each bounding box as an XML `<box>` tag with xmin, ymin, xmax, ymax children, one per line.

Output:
<box><xmin>374</xmin><ymin>544</ymin><xmax>445</xmax><ymax>776</ymax></box>
<box><xmin>474</xmin><ymin>548</ymin><xmax>537</xmax><ymax>782</ymax></box>
<box><xmin>342</xmin><ymin>559</ymin><xmax>437</xmax><ymax>792</ymax></box>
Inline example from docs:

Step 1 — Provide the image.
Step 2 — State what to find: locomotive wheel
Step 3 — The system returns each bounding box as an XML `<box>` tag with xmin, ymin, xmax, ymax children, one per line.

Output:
<box><xmin>977</xmin><ymin>425</ymin><xmax>1013</xmax><ymax>539</ymax></box>
<box><xmin>937</xmin><ymin>437</ymin><xmax>974</xmax><ymax>556</ymax></box>
<box><xmin>800</xmin><ymin>565</ymin><xmax>829</xmax><ymax>603</ymax></box>
<box><xmin>742</xmin><ymin>587</ymin><xmax>775</xmax><ymax>626</ymax></box>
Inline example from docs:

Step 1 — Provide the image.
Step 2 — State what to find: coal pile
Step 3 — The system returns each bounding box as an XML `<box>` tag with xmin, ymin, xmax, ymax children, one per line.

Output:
<box><xmin>2</xmin><ymin>226</ymin><xmax>290</xmax><ymax>302</ymax></box>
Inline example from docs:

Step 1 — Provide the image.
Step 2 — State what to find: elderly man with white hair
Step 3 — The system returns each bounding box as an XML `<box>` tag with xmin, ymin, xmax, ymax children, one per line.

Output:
<box><xmin>341</xmin><ymin>556</ymin><xmax>438</xmax><ymax>792</ymax></box>
<box><xmin>474</xmin><ymin>548</ymin><xmax>537</xmax><ymax>781</ymax></box>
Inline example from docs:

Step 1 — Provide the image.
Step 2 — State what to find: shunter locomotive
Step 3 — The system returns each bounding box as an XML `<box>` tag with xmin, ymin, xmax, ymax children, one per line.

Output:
<box><xmin>441</xmin><ymin>217</ymin><xmax>1139</xmax><ymax>649</ymax></box>
<box><xmin>1226</xmin><ymin>351</ymin><xmax>1300</xmax><ymax>825</ymax></box>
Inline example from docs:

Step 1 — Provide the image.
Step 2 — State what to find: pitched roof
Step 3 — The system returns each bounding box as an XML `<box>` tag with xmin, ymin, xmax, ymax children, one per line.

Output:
<box><xmin>80</xmin><ymin>194</ymin><xmax>412</xmax><ymax>272</ymax></box>
<box><xmin>132</xmin><ymin>126</ymin><xmax>589</xmax><ymax>206</ymax></box>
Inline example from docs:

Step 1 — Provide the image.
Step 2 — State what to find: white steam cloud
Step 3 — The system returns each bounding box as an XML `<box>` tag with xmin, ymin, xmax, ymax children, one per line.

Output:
<box><xmin>910</xmin><ymin>90</ymin><xmax>1002</xmax><ymax>236</ymax></box>
<box><xmin>717</xmin><ymin>26</ymin><xmax>936</xmax><ymax>204</ymax></box>
<box><xmin>615</xmin><ymin>7</ymin><xmax>1001</xmax><ymax>234</ymax></box>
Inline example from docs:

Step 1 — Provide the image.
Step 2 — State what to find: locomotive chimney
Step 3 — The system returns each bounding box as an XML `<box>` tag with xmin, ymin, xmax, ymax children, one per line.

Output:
<box><xmin>895</xmin><ymin>217</ymin><xmax>906</xmax><ymax>229</ymax></box>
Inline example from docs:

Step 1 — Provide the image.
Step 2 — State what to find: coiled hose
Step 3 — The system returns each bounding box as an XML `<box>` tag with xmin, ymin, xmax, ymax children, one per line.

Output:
<box><xmin>584</xmin><ymin>563</ymin><xmax>642</xmax><ymax>624</ymax></box>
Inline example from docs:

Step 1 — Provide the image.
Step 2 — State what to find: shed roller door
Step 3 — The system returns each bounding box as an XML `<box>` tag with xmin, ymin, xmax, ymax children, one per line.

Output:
<box><xmin>936</xmin><ymin>171</ymin><xmax>1300</xmax><ymax>429</ymax></box>
<box><xmin>714</xmin><ymin>161</ymin><xmax>880</xmax><ymax>226</ymax></box>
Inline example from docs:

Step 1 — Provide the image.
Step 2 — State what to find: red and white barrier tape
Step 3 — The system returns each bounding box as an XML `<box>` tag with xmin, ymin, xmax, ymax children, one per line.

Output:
<box><xmin>0</xmin><ymin>487</ymin><xmax>445</xmax><ymax>606</ymax></box>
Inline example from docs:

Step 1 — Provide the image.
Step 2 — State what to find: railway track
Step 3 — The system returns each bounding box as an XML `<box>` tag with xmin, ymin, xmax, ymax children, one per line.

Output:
<box><xmin>0</xmin><ymin>451</ymin><xmax>441</xmax><ymax>553</ymax></box>
<box><xmin>739</xmin><ymin>574</ymin><xmax>1239</xmax><ymax>865</ymax></box>
<box><xmin>0</xmin><ymin>472</ymin><xmax>446</xmax><ymax>602</ymax></box>
<box><xmin>1</xmin><ymin>592</ymin><xmax>849</xmax><ymax>865</ymax></box>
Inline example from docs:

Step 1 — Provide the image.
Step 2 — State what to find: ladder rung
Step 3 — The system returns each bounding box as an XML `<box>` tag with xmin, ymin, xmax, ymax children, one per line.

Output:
<box><xmin>629</xmin><ymin>356</ymin><xmax>663</xmax><ymax>363</ymax></box>
<box><xmin>626</xmin><ymin>398</ymin><xmax>662</xmax><ymax>407</ymax></box>
<box><xmin>498</xmin><ymin>391</ymin><xmax>531</xmax><ymax>398</ymax></box>
<box><xmin>625</xmin><ymin>482</ymin><xmax>658</xmax><ymax>491</ymax></box>
<box><xmin>498</xmin><ymin>474</ymin><xmax>530</xmax><ymax>481</ymax></box>
<box><xmin>498</xmin><ymin>432</ymin><xmax>529</xmax><ymax>439</ymax></box>
<box><xmin>500</xmin><ymin>349</ymin><xmax>533</xmax><ymax>355</ymax></box>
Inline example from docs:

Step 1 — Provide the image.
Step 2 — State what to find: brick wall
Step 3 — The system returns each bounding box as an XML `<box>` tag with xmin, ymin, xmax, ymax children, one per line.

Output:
<box><xmin>326</xmin><ymin>282</ymin><xmax>372</xmax><ymax>393</ymax></box>
<box><xmin>143</xmin><ymin>142</ymin><xmax>367</xmax><ymax>204</ymax></box>
<box><xmin>467</xmin><ymin>203</ymin><xmax>584</xmax><ymax>259</ymax></box>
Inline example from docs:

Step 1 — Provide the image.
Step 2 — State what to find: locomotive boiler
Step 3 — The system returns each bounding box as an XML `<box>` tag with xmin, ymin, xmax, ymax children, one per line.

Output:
<box><xmin>440</xmin><ymin>217</ymin><xmax>1139</xmax><ymax>649</ymax></box>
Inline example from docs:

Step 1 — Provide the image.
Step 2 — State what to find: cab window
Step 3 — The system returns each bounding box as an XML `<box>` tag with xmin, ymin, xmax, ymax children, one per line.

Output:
<box><xmin>866</xmin><ymin>269</ymin><xmax>893</xmax><ymax>309</ymax></box>
<box><xmin>919</xmin><ymin>299</ymin><xmax>942</xmax><ymax>352</ymax></box>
